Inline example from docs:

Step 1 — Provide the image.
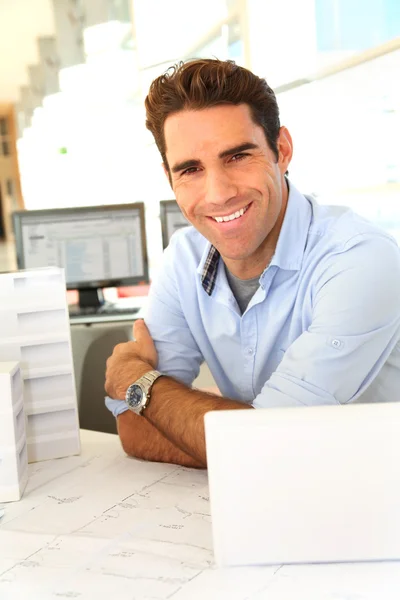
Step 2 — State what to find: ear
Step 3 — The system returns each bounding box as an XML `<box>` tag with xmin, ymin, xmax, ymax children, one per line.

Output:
<box><xmin>162</xmin><ymin>162</ymin><xmax>173</xmax><ymax>187</ymax></box>
<box><xmin>277</xmin><ymin>127</ymin><xmax>293</xmax><ymax>175</ymax></box>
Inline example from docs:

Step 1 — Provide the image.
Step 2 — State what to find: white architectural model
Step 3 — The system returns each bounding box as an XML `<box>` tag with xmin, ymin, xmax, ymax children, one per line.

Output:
<box><xmin>0</xmin><ymin>268</ymin><xmax>80</xmax><ymax>463</ymax></box>
<box><xmin>0</xmin><ymin>361</ymin><xmax>28</xmax><ymax>502</ymax></box>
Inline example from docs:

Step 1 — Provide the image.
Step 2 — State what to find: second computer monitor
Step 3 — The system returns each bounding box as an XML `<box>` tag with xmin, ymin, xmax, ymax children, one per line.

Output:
<box><xmin>160</xmin><ymin>200</ymin><xmax>189</xmax><ymax>249</ymax></box>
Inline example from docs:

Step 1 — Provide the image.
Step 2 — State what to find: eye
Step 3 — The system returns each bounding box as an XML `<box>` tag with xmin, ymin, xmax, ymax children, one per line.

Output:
<box><xmin>230</xmin><ymin>153</ymin><xmax>249</xmax><ymax>162</ymax></box>
<box><xmin>181</xmin><ymin>166</ymin><xmax>201</xmax><ymax>176</ymax></box>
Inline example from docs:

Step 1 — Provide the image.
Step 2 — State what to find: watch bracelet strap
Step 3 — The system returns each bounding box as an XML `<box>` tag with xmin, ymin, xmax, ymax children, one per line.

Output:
<box><xmin>140</xmin><ymin>370</ymin><xmax>162</xmax><ymax>413</ymax></box>
<box><xmin>140</xmin><ymin>370</ymin><xmax>162</xmax><ymax>388</ymax></box>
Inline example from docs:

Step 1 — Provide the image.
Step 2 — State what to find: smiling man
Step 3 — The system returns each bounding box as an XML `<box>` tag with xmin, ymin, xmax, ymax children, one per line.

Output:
<box><xmin>105</xmin><ymin>59</ymin><xmax>400</xmax><ymax>468</ymax></box>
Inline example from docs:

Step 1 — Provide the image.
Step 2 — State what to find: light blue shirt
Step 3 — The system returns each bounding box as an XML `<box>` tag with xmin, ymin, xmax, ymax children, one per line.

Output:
<box><xmin>106</xmin><ymin>181</ymin><xmax>400</xmax><ymax>416</ymax></box>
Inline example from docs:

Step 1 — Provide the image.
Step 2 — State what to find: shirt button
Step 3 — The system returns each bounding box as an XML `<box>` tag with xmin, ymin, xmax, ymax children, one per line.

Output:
<box><xmin>331</xmin><ymin>339</ymin><xmax>342</xmax><ymax>349</ymax></box>
<box><xmin>247</xmin><ymin>348</ymin><xmax>254</xmax><ymax>356</ymax></box>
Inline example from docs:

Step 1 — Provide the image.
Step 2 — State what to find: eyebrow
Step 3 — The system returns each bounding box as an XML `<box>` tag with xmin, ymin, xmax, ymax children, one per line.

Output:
<box><xmin>171</xmin><ymin>142</ymin><xmax>259</xmax><ymax>174</ymax></box>
<box><xmin>218</xmin><ymin>142</ymin><xmax>259</xmax><ymax>159</ymax></box>
<box><xmin>171</xmin><ymin>159</ymin><xmax>200</xmax><ymax>174</ymax></box>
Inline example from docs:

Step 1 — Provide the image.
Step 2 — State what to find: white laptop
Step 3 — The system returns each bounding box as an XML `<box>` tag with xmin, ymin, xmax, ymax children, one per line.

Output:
<box><xmin>204</xmin><ymin>402</ymin><xmax>400</xmax><ymax>567</ymax></box>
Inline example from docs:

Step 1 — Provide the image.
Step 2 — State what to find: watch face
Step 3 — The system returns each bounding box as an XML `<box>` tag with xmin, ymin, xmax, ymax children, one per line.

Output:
<box><xmin>127</xmin><ymin>384</ymin><xmax>144</xmax><ymax>408</ymax></box>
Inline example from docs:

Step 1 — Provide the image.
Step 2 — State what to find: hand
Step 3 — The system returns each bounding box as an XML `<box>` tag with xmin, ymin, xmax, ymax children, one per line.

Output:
<box><xmin>105</xmin><ymin>320</ymin><xmax>159</xmax><ymax>400</ymax></box>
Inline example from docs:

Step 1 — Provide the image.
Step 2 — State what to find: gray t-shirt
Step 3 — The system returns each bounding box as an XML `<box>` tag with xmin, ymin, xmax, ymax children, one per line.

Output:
<box><xmin>224</xmin><ymin>265</ymin><xmax>260</xmax><ymax>314</ymax></box>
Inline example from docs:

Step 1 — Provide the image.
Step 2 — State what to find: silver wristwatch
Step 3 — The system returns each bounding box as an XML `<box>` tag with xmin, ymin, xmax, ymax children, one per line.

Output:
<box><xmin>125</xmin><ymin>370</ymin><xmax>163</xmax><ymax>414</ymax></box>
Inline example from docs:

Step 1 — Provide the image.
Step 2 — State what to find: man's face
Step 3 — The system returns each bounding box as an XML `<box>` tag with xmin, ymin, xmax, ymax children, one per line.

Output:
<box><xmin>164</xmin><ymin>104</ymin><xmax>292</xmax><ymax>278</ymax></box>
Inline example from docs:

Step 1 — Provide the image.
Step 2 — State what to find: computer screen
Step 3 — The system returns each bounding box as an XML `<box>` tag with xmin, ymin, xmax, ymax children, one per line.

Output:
<box><xmin>159</xmin><ymin>200</ymin><xmax>189</xmax><ymax>249</ymax></box>
<box><xmin>13</xmin><ymin>203</ymin><xmax>149</xmax><ymax>308</ymax></box>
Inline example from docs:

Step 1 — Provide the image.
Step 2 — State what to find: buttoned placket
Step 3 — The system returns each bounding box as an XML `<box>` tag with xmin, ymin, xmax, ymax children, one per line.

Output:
<box><xmin>239</xmin><ymin>265</ymin><xmax>279</xmax><ymax>399</ymax></box>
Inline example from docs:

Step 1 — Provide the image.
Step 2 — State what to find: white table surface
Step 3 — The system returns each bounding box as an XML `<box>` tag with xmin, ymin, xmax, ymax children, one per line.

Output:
<box><xmin>1</xmin><ymin>429</ymin><xmax>400</xmax><ymax>600</ymax></box>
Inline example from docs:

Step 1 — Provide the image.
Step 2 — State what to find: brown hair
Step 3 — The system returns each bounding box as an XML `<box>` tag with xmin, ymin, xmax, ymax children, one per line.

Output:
<box><xmin>145</xmin><ymin>58</ymin><xmax>281</xmax><ymax>172</ymax></box>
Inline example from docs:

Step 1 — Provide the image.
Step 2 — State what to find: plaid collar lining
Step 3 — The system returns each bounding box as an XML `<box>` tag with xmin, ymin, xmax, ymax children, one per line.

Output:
<box><xmin>201</xmin><ymin>245</ymin><xmax>220</xmax><ymax>296</ymax></box>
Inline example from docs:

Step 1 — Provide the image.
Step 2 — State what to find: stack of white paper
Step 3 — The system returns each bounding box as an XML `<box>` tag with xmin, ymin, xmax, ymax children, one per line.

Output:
<box><xmin>0</xmin><ymin>361</ymin><xmax>28</xmax><ymax>501</ymax></box>
<box><xmin>0</xmin><ymin>268</ymin><xmax>81</xmax><ymax>463</ymax></box>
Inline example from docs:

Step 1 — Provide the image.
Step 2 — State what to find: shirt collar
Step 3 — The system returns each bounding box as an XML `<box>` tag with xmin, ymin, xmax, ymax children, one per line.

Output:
<box><xmin>268</xmin><ymin>180</ymin><xmax>312</xmax><ymax>272</ymax></box>
<box><xmin>198</xmin><ymin>180</ymin><xmax>313</xmax><ymax>296</ymax></box>
<box><xmin>200</xmin><ymin>244</ymin><xmax>220</xmax><ymax>296</ymax></box>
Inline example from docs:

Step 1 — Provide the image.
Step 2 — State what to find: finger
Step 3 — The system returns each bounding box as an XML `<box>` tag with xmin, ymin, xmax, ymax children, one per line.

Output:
<box><xmin>133</xmin><ymin>319</ymin><xmax>150</xmax><ymax>342</ymax></box>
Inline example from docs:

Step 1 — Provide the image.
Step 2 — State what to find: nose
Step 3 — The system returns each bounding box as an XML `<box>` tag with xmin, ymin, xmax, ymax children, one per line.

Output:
<box><xmin>205</xmin><ymin>168</ymin><xmax>238</xmax><ymax>206</ymax></box>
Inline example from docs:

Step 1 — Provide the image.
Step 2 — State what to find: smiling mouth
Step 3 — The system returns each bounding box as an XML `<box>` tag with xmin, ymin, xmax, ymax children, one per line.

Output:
<box><xmin>211</xmin><ymin>204</ymin><xmax>250</xmax><ymax>223</ymax></box>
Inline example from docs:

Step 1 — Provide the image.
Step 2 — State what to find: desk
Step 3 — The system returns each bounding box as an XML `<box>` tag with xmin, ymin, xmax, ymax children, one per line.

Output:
<box><xmin>68</xmin><ymin>296</ymin><xmax>148</xmax><ymax>326</ymax></box>
<box><xmin>1</xmin><ymin>430</ymin><xmax>399</xmax><ymax>600</ymax></box>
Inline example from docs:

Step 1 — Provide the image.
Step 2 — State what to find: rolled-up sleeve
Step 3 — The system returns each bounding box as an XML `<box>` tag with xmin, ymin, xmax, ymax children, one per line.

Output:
<box><xmin>253</xmin><ymin>235</ymin><xmax>400</xmax><ymax>408</ymax></box>
<box><xmin>105</xmin><ymin>240</ymin><xmax>204</xmax><ymax>418</ymax></box>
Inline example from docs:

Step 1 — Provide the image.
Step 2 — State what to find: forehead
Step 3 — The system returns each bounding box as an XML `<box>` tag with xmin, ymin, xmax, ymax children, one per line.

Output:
<box><xmin>164</xmin><ymin>104</ymin><xmax>266</xmax><ymax>161</ymax></box>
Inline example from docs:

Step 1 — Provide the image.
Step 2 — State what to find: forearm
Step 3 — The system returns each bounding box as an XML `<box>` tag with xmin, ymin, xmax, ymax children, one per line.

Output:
<box><xmin>144</xmin><ymin>376</ymin><xmax>252</xmax><ymax>466</ymax></box>
<box><xmin>117</xmin><ymin>410</ymin><xmax>205</xmax><ymax>468</ymax></box>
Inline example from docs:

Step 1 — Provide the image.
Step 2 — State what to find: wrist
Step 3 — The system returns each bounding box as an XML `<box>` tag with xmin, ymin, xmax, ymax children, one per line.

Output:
<box><xmin>116</xmin><ymin>361</ymin><xmax>153</xmax><ymax>400</ymax></box>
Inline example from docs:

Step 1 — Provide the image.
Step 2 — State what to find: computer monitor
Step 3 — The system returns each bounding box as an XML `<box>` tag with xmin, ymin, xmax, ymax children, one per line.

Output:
<box><xmin>12</xmin><ymin>203</ymin><xmax>149</xmax><ymax>309</ymax></box>
<box><xmin>159</xmin><ymin>200</ymin><xmax>189</xmax><ymax>249</ymax></box>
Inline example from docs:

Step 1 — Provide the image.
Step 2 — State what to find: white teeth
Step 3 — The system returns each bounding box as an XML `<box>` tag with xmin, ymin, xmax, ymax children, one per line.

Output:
<box><xmin>213</xmin><ymin>206</ymin><xmax>247</xmax><ymax>223</ymax></box>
